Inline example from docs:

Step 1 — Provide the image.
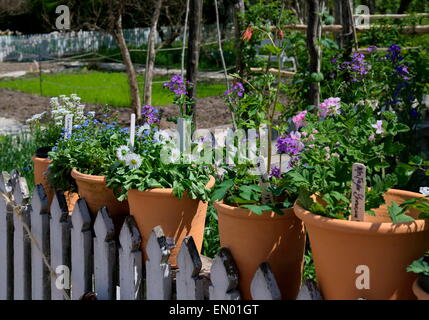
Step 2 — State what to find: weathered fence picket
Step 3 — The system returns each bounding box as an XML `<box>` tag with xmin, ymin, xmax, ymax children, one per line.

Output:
<box><xmin>30</xmin><ymin>185</ymin><xmax>50</xmax><ymax>300</ymax></box>
<box><xmin>176</xmin><ymin>236</ymin><xmax>205</xmax><ymax>300</ymax></box>
<box><xmin>118</xmin><ymin>216</ymin><xmax>142</xmax><ymax>300</ymax></box>
<box><xmin>11</xmin><ymin>172</ymin><xmax>31</xmax><ymax>300</ymax></box>
<box><xmin>0</xmin><ymin>169</ymin><xmax>323</xmax><ymax>301</ymax></box>
<box><xmin>50</xmin><ymin>191</ymin><xmax>71</xmax><ymax>300</ymax></box>
<box><xmin>0</xmin><ymin>173</ymin><xmax>13</xmax><ymax>300</ymax></box>
<box><xmin>71</xmin><ymin>199</ymin><xmax>93</xmax><ymax>300</ymax></box>
<box><xmin>209</xmin><ymin>248</ymin><xmax>241</xmax><ymax>300</ymax></box>
<box><xmin>93</xmin><ymin>207</ymin><xmax>116</xmax><ymax>300</ymax></box>
<box><xmin>145</xmin><ymin>226</ymin><xmax>172</xmax><ymax>300</ymax></box>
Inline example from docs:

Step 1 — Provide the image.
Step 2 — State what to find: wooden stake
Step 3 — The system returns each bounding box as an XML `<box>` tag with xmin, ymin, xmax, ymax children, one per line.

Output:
<box><xmin>351</xmin><ymin>163</ymin><xmax>366</xmax><ymax>221</ymax></box>
<box><xmin>129</xmin><ymin>113</ymin><xmax>136</xmax><ymax>151</ymax></box>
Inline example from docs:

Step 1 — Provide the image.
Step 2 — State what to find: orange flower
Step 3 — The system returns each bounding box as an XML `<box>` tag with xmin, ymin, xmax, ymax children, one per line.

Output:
<box><xmin>278</xmin><ymin>29</ymin><xmax>284</xmax><ymax>40</ymax></box>
<box><xmin>242</xmin><ymin>26</ymin><xmax>253</xmax><ymax>42</ymax></box>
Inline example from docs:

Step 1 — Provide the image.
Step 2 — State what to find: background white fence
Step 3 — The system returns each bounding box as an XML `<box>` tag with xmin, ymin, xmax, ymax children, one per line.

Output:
<box><xmin>0</xmin><ymin>169</ymin><xmax>320</xmax><ymax>300</ymax></box>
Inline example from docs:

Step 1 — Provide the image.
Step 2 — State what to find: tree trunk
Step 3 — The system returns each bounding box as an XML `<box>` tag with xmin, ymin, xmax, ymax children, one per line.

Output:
<box><xmin>335</xmin><ymin>0</ymin><xmax>354</xmax><ymax>56</ymax></box>
<box><xmin>307</xmin><ymin>0</ymin><xmax>322</xmax><ymax>106</ymax></box>
<box><xmin>233</xmin><ymin>0</ymin><xmax>245</xmax><ymax>77</ymax></box>
<box><xmin>143</xmin><ymin>0</ymin><xmax>163</xmax><ymax>107</ymax></box>
<box><xmin>397</xmin><ymin>0</ymin><xmax>412</xmax><ymax>14</ymax></box>
<box><xmin>113</xmin><ymin>15</ymin><xmax>141</xmax><ymax>118</ymax></box>
<box><xmin>186</xmin><ymin>0</ymin><xmax>203</xmax><ymax>125</ymax></box>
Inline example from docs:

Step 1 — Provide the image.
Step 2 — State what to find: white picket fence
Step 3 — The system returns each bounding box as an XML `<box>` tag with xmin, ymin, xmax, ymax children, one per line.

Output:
<box><xmin>0</xmin><ymin>169</ymin><xmax>320</xmax><ymax>300</ymax></box>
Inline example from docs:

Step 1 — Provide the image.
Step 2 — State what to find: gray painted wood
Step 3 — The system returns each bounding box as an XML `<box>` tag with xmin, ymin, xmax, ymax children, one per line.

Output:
<box><xmin>12</xmin><ymin>174</ymin><xmax>31</xmax><ymax>300</ymax></box>
<box><xmin>93</xmin><ymin>207</ymin><xmax>116</xmax><ymax>300</ymax></box>
<box><xmin>176</xmin><ymin>236</ymin><xmax>204</xmax><ymax>300</ymax></box>
<box><xmin>10</xmin><ymin>169</ymin><xmax>30</xmax><ymax>207</ymax></box>
<box><xmin>250</xmin><ymin>262</ymin><xmax>281</xmax><ymax>300</ymax></box>
<box><xmin>70</xmin><ymin>198</ymin><xmax>93</xmax><ymax>300</ymax></box>
<box><xmin>50</xmin><ymin>191</ymin><xmax>71</xmax><ymax>300</ymax></box>
<box><xmin>209</xmin><ymin>248</ymin><xmax>240</xmax><ymax>300</ymax></box>
<box><xmin>145</xmin><ymin>225</ymin><xmax>172</xmax><ymax>300</ymax></box>
<box><xmin>30</xmin><ymin>185</ymin><xmax>51</xmax><ymax>300</ymax></box>
<box><xmin>296</xmin><ymin>279</ymin><xmax>323</xmax><ymax>300</ymax></box>
<box><xmin>119</xmin><ymin>216</ymin><xmax>143</xmax><ymax>300</ymax></box>
<box><xmin>0</xmin><ymin>171</ymin><xmax>12</xmax><ymax>195</ymax></box>
<box><xmin>0</xmin><ymin>173</ymin><xmax>13</xmax><ymax>300</ymax></box>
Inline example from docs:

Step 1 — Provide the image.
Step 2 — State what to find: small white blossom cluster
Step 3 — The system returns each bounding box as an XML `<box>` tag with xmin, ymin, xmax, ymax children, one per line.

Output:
<box><xmin>50</xmin><ymin>94</ymin><xmax>85</xmax><ymax>126</ymax></box>
<box><xmin>116</xmin><ymin>145</ymin><xmax>143</xmax><ymax>169</ymax></box>
<box><xmin>26</xmin><ymin>111</ymin><xmax>48</xmax><ymax>124</ymax></box>
<box><xmin>420</xmin><ymin>187</ymin><xmax>429</xmax><ymax>196</ymax></box>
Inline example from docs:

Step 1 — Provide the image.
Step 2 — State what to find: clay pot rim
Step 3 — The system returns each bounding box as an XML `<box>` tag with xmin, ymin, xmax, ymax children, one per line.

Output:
<box><xmin>413</xmin><ymin>278</ymin><xmax>429</xmax><ymax>299</ymax></box>
<box><xmin>214</xmin><ymin>201</ymin><xmax>295</xmax><ymax>221</ymax></box>
<box><xmin>128</xmin><ymin>175</ymin><xmax>216</xmax><ymax>198</ymax></box>
<box><xmin>294</xmin><ymin>189</ymin><xmax>429</xmax><ymax>235</ymax></box>
<box><xmin>71</xmin><ymin>168</ymin><xmax>106</xmax><ymax>183</ymax></box>
<box><xmin>32</xmin><ymin>155</ymin><xmax>52</xmax><ymax>164</ymax></box>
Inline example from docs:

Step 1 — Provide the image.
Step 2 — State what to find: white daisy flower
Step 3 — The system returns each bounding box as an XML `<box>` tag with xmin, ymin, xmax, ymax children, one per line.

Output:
<box><xmin>116</xmin><ymin>145</ymin><xmax>130</xmax><ymax>161</ymax></box>
<box><xmin>125</xmin><ymin>153</ymin><xmax>142</xmax><ymax>169</ymax></box>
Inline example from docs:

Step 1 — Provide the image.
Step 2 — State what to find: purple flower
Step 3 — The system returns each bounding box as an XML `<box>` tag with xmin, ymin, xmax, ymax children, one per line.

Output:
<box><xmin>276</xmin><ymin>132</ymin><xmax>304</xmax><ymax>156</ymax></box>
<box><xmin>270</xmin><ymin>167</ymin><xmax>281</xmax><ymax>179</ymax></box>
<box><xmin>367</xmin><ymin>46</ymin><xmax>377</xmax><ymax>53</ymax></box>
<box><xmin>372</xmin><ymin>120</ymin><xmax>384</xmax><ymax>135</ymax></box>
<box><xmin>395</xmin><ymin>65</ymin><xmax>411</xmax><ymax>80</ymax></box>
<box><xmin>141</xmin><ymin>105</ymin><xmax>160</xmax><ymax>124</ymax></box>
<box><xmin>386</xmin><ymin>44</ymin><xmax>403</xmax><ymax>65</ymax></box>
<box><xmin>164</xmin><ymin>75</ymin><xmax>188</xmax><ymax>96</ymax></box>
<box><xmin>224</xmin><ymin>81</ymin><xmax>245</xmax><ymax>98</ymax></box>
<box><xmin>339</xmin><ymin>52</ymin><xmax>370</xmax><ymax>82</ymax></box>
<box><xmin>410</xmin><ymin>109</ymin><xmax>419</xmax><ymax>117</ymax></box>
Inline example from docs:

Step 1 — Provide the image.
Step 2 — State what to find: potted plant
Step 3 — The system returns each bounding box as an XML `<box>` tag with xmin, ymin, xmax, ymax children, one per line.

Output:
<box><xmin>408</xmin><ymin>254</ymin><xmax>429</xmax><ymax>300</ymax></box>
<box><xmin>291</xmin><ymin>99</ymin><xmax>429</xmax><ymax>299</ymax></box>
<box><xmin>211</xmin><ymin>22</ymin><xmax>311</xmax><ymax>299</ymax></box>
<box><xmin>26</xmin><ymin>94</ymin><xmax>85</xmax><ymax>211</ymax></box>
<box><xmin>49</xmin><ymin>109</ymin><xmax>131</xmax><ymax>233</ymax></box>
<box><xmin>106</xmin><ymin>75</ymin><xmax>215</xmax><ymax>266</ymax></box>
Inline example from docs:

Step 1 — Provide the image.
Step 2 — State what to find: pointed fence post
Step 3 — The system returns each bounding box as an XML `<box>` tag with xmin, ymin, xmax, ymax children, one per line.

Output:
<box><xmin>176</xmin><ymin>236</ymin><xmax>204</xmax><ymax>300</ymax></box>
<box><xmin>71</xmin><ymin>198</ymin><xmax>93</xmax><ymax>300</ymax></box>
<box><xmin>145</xmin><ymin>226</ymin><xmax>172</xmax><ymax>300</ymax></box>
<box><xmin>30</xmin><ymin>184</ymin><xmax>51</xmax><ymax>300</ymax></box>
<box><xmin>50</xmin><ymin>191</ymin><xmax>71</xmax><ymax>300</ymax></box>
<box><xmin>0</xmin><ymin>172</ymin><xmax>13</xmax><ymax>300</ymax></box>
<box><xmin>296</xmin><ymin>279</ymin><xmax>323</xmax><ymax>300</ymax></box>
<box><xmin>209</xmin><ymin>248</ymin><xmax>240</xmax><ymax>300</ymax></box>
<box><xmin>11</xmin><ymin>172</ymin><xmax>31</xmax><ymax>300</ymax></box>
<box><xmin>119</xmin><ymin>216</ymin><xmax>143</xmax><ymax>300</ymax></box>
<box><xmin>250</xmin><ymin>262</ymin><xmax>281</xmax><ymax>300</ymax></box>
<box><xmin>94</xmin><ymin>207</ymin><xmax>116</xmax><ymax>300</ymax></box>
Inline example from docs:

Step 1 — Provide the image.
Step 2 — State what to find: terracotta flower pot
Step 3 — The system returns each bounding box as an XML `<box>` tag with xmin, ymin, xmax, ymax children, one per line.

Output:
<box><xmin>71</xmin><ymin>168</ymin><xmax>129</xmax><ymax>233</ymax></box>
<box><xmin>412</xmin><ymin>277</ymin><xmax>429</xmax><ymax>300</ymax></box>
<box><xmin>294</xmin><ymin>189</ymin><xmax>429</xmax><ymax>300</ymax></box>
<box><xmin>127</xmin><ymin>176</ymin><xmax>215</xmax><ymax>267</ymax></box>
<box><xmin>215</xmin><ymin>202</ymin><xmax>306</xmax><ymax>300</ymax></box>
<box><xmin>32</xmin><ymin>154</ymin><xmax>78</xmax><ymax>213</ymax></box>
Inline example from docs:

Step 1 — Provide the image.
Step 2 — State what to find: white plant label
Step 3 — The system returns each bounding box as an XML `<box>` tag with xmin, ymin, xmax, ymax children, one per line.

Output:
<box><xmin>64</xmin><ymin>114</ymin><xmax>73</xmax><ymax>139</ymax></box>
<box><xmin>130</xmin><ymin>113</ymin><xmax>136</xmax><ymax>151</ymax></box>
<box><xmin>351</xmin><ymin>163</ymin><xmax>366</xmax><ymax>221</ymax></box>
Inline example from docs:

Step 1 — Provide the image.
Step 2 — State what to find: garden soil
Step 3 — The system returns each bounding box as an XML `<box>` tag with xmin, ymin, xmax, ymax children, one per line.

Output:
<box><xmin>0</xmin><ymin>88</ymin><xmax>233</xmax><ymax>130</ymax></box>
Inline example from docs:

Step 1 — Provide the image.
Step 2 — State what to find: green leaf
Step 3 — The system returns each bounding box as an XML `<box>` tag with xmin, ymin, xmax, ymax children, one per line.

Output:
<box><xmin>388</xmin><ymin>201</ymin><xmax>415</xmax><ymax>223</ymax></box>
<box><xmin>241</xmin><ymin>204</ymin><xmax>272</xmax><ymax>215</ymax></box>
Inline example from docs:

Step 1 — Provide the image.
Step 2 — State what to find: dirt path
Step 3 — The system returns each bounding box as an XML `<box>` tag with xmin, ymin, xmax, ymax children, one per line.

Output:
<box><xmin>0</xmin><ymin>88</ymin><xmax>233</xmax><ymax>130</ymax></box>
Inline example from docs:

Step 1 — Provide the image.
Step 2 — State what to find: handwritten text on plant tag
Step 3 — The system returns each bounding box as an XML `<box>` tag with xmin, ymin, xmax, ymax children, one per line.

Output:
<box><xmin>64</xmin><ymin>114</ymin><xmax>74</xmax><ymax>139</ymax></box>
<box><xmin>351</xmin><ymin>163</ymin><xmax>366</xmax><ymax>221</ymax></box>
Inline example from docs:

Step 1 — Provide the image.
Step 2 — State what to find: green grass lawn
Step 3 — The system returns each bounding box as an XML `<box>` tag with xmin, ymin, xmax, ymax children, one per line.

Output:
<box><xmin>0</xmin><ymin>70</ymin><xmax>226</xmax><ymax>107</ymax></box>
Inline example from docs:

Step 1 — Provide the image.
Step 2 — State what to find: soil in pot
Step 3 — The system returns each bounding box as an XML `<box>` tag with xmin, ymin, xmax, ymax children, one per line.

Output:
<box><xmin>215</xmin><ymin>202</ymin><xmax>306</xmax><ymax>300</ymax></box>
<box><xmin>71</xmin><ymin>168</ymin><xmax>129</xmax><ymax>234</ymax></box>
<box><xmin>127</xmin><ymin>176</ymin><xmax>215</xmax><ymax>268</ymax></box>
<box><xmin>294</xmin><ymin>189</ymin><xmax>429</xmax><ymax>300</ymax></box>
